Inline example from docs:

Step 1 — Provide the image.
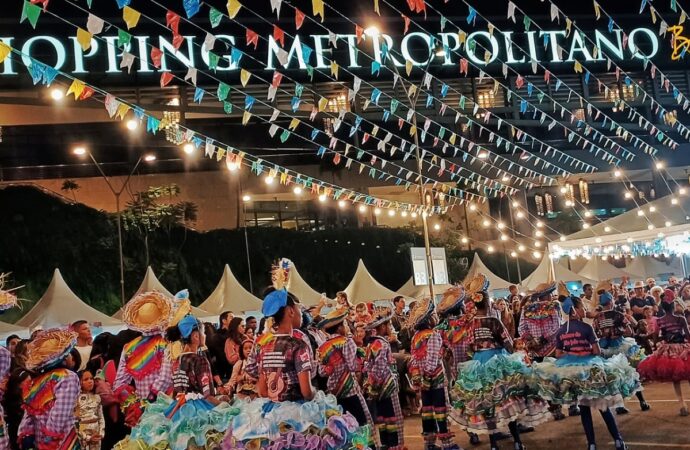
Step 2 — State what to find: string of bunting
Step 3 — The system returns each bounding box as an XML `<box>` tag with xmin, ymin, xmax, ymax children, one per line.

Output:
<box><xmin>38</xmin><ymin>0</ymin><xmax>500</xmax><ymax>203</ymax></box>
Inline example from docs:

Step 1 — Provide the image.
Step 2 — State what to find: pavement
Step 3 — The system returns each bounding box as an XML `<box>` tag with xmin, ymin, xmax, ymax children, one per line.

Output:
<box><xmin>400</xmin><ymin>383</ymin><xmax>690</xmax><ymax>449</ymax></box>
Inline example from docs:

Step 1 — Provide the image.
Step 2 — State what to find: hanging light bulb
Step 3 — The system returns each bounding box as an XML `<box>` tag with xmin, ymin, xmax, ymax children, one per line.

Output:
<box><xmin>582</xmin><ymin>223</ymin><xmax>590</xmax><ymax>229</ymax></box>
<box><xmin>559</xmin><ymin>236</ymin><xmax>566</xmax><ymax>242</ymax></box>
<box><xmin>469</xmin><ymin>204</ymin><xmax>477</xmax><ymax>211</ymax></box>
<box><xmin>518</xmin><ymin>244</ymin><xmax>526</xmax><ymax>252</ymax></box>
<box><xmin>584</xmin><ymin>211</ymin><xmax>592</xmax><ymax>218</ymax></box>
<box><xmin>487</xmin><ymin>245</ymin><xmax>495</xmax><ymax>253</ymax></box>
<box><xmin>388</xmin><ymin>209</ymin><xmax>395</xmax><ymax>216</ymax></box>
<box><xmin>497</xmin><ymin>222</ymin><xmax>506</xmax><ymax>230</ymax></box>
<box><xmin>293</xmin><ymin>186</ymin><xmax>303</xmax><ymax>195</ymax></box>
<box><xmin>516</xmin><ymin>211</ymin><xmax>525</xmax><ymax>219</ymax></box>
<box><xmin>532</xmin><ymin>251</ymin><xmax>541</xmax><ymax>259</ymax></box>
<box><xmin>604</xmin><ymin>226</ymin><xmax>611</xmax><ymax>232</ymax></box>
<box><xmin>374</xmin><ymin>208</ymin><xmax>381</xmax><ymax>215</ymax></box>
<box><xmin>510</xmin><ymin>251</ymin><xmax>517</xmax><ymax>258</ymax></box>
<box><xmin>624</xmin><ymin>191</ymin><xmax>632</xmax><ymax>199</ymax></box>
<box><xmin>401</xmin><ymin>211</ymin><xmax>408</xmax><ymax>218</ymax></box>
<box><xmin>461</xmin><ymin>237</ymin><xmax>469</xmax><ymax>244</ymax></box>
<box><xmin>671</xmin><ymin>197</ymin><xmax>679</xmax><ymax>205</ymax></box>
<box><xmin>534</xmin><ymin>241</ymin><xmax>542</xmax><ymax>247</ymax></box>
<box><xmin>265</xmin><ymin>176</ymin><xmax>275</xmax><ymax>185</ymax></box>
<box><xmin>637</xmin><ymin>210</ymin><xmax>645</xmax><ymax>217</ymax></box>
<box><xmin>614</xmin><ymin>169</ymin><xmax>622</xmax><ymax>177</ymax></box>
<box><xmin>535</xmin><ymin>230</ymin><xmax>543</xmax><ymax>237</ymax></box>
<box><xmin>536</xmin><ymin>221</ymin><xmax>544</xmax><ymax>228</ymax></box>
<box><xmin>679</xmin><ymin>188</ymin><xmax>687</xmax><ymax>195</ymax></box>
<box><xmin>512</xmin><ymin>201</ymin><xmax>520</xmax><ymax>208</ymax></box>
<box><xmin>338</xmin><ymin>200</ymin><xmax>347</xmax><ymax>209</ymax></box>
<box><xmin>500</xmin><ymin>234</ymin><xmax>508</xmax><ymax>241</ymax></box>
<box><xmin>434</xmin><ymin>223</ymin><xmax>441</xmax><ymax>231</ymax></box>
<box><xmin>482</xmin><ymin>219</ymin><xmax>491</xmax><ymax>227</ymax></box>
<box><xmin>319</xmin><ymin>194</ymin><xmax>327</xmax><ymax>202</ymax></box>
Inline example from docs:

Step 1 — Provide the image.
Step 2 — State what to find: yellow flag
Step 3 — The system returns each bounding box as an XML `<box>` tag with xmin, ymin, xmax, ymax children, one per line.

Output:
<box><xmin>66</xmin><ymin>79</ymin><xmax>86</xmax><ymax>98</ymax></box>
<box><xmin>488</xmin><ymin>24</ymin><xmax>494</xmax><ymax>36</ymax></box>
<box><xmin>650</xmin><ymin>7</ymin><xmax>657</xmax><ymax>24</ymax></box>
<box><xmin>318</xmin><ymin>96</ymin><xmax>328</xmax><ymax>111</ymax></box>
<box><xmin>0</xmin><ymin>42</ymin><xmax>11</xmax><ymax>63</ymax></box>
<box><xmin>280</xmin><ymin>170</ymin><xmax>288</xmax><ymax>184</ymax></box>
<box><xmin>680</xmin><ymin>11</ymin><xmax>687</xmax><ymax>24</ymax></box>
<box><xmin>449</xmin><ymin>133</ymin><xmax>456</xmax><ymax>144</ymax></box>
<box><xmin>405</xmin><ymin>60</ymin><xmax>413</xmax><ymax>76</ymax></box>
<box><xmin>240</xmin><ymin>69</ymin><xmax>251</xmax><ymax>87</ymax></box>
<box><xmin>216</xmin><ymin>147</ymin><xmax>226</xmax><ymax>161</ymax></box>
<box><xmin>592</xmin><ymin>46</ymin><xmax>599</xmax><ymax>59</ymax></box>
<box><xmin>573</xmin><ymin>60</ymin><xmax>583</xmax><ymax>73</ymax></box>
<box><xmin>289</xmin><ymin>118</ymin><xmax>300</xmax><ymax>130</ymax></box>
<box><xmin>242</xmin><ymin>111</ymin><xmax>251</xmax><ymax>125</ymax></box>
<box><xmin>458</xmin><ymin>31</ymin><xmax>467</xmax><ymax>45</ymax></box>
<box><xmin>408</xmin><ymin>84</ymin><xmax>417</xmax><ymax>98</ymax></box>
<box><xmin>227</xmin><ymin>0</ymin><xmax>242</xmax><ymax>19</ymax></box>
<box><xmin>484</xmin><ymin>50</ymin><xmax>491</xmax><ymax>63</ymax></box>
<box><xmin>409</xmin><ymin>125</ymin><xmax>417</xmax><ymax>136</ymax></box>
<box><xmin>123</xmin><ymin>6</ymin><xmax>141</xmax><ymax>30</ymax></box>
<box><xmin>330</xmin><ymin>61</ymin><xmax>339</xmax><ymax>79</ymax></box>
<box><xmin>565</xmin><ymin>18</ymin><xmax>572</xmax><ymax>37</ymax></box>
<box><xmin>374</xmin><ymin>0</ymin><xmax>380</xmax><ymax>15</ymax></box>
<box><xmin>76</xmin><ymin>28</ymin><xmax>92</xmax><ymax>51</ymax></box>
<box><xmin>116</xmin><ymin>103</ymin><xmax>131</xmax><ymax>120</ymax></box>
<box><xmin>312</xmin><ymin>0</ymin><xmax>325</xmax><ymax>22</ymax></box>
<box><xmin>593</xmin><ymin>0</ymin><xmax>601</xmax><ymax>20</ymax></box>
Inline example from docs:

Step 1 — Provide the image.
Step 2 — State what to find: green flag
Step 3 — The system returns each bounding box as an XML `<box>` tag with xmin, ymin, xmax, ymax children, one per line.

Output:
<box><xmin>20</xmin><ymin>1</ymin><xmax>41</xmax><ymax>29</ymax></box>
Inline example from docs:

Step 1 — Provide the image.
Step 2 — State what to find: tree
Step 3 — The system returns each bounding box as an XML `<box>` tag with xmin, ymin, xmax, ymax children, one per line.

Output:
<box><xmin>121</xmin><ymin>184</ymin><xmax>198</xmax><ymax>266</ymax></box>
<box><xmin>61</xmin><ymin>179</ymin><xmax>80</xmax><ymax>202</ymax></box>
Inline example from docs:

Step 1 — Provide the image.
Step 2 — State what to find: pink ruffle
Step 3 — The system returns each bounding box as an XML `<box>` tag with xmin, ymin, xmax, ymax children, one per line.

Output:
<box><xmin>638</xmin><ymin>343</ymin><xmax>690</xmax><ymax>383</ymax></box>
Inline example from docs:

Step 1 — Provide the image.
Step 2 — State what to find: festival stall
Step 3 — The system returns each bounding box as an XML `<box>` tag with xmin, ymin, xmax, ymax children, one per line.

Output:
<box><xmin>198</xmin><ymin>264</ymin><xmax>263</xmax><ymax>315</ymax></box>
<box><xmin>16</xmin><ymin>269</ymin><xmax>121</xmax><ymax>330</ymax></box>
<box><xmin>462</xmin><ymin>253</ymin><xmax>512</xmax><ymax>294</ymax></box>
<box><xmin>343</xmin><ymin>259</ymin><xmax>400</xmax><ymax>304</ymax></box>
<box><xmin>520</xmin><ymin>254</ymin><xmax>596</xmax><ymax>293</ymax></box>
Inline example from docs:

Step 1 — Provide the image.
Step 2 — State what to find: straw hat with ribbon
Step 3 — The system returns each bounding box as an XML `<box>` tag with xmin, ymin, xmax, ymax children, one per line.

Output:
<box><xmin>25</xmin><ymin>328</ymin><xmax>77</xmax><ymax>372</ymax></box>
<box><xmin>437</xmin><ymin>285</ymin><xmax>466</xmax><ymax>317</ymax></box>
<box><xmin>463</xmin><ymin>273</ymin><xmax>490</xmax><ymax>294</ymax></box>
<box><xmin>365</xmin><ymin>304</ymin><xmax>393</xmax><ymax>330</ymax></box>
<box><xmin>317</xmin><ymin>307</ymin><xmax>349</xmax><ymax>331</ymax></box>
<box><xmin>407</xmin><ymin>297</ymin><xmax>435</xmax><ymax>330</ymax></box>
<box><xmin>527</xmin><ymin>281</ymin><xmax>557</xmax><ymax>300</ymax></box>
<box><xmin>122</xmin><ymin>291</ymin><xmax>174</xmax><ymax>335</ymax></box>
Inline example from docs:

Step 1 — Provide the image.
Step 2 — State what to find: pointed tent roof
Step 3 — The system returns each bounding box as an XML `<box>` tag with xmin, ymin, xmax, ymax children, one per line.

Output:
<box><xmin>16</xmin><ymin>269</ymin><xmax>121</xmax><ymax>329</ymax></box>
<box><xmin>114</xmin><ymin>267</ymin><xmax>208</xmax><ymax>319</ymax></box>
<box><xmin>624</xmin><ymin>256</ymin><xmax>682</xmax><ymax>280</ymax></box>
<box><xmin>287</xmin><ymin>264</ymin><xmax>323</xmax><ymax>307</ymax></box>
<box><xmin>344</xmin><ymin>259</ymin><xmax>400</xmax><ymax>303</ymax></box>
<box><xmin>577</xmin><ymin>257</ymin><xmax>633</xmax><ymax>281</ymax></box>
<box><xmin>520</xmin><ymin>254</ymin><xmax>596</xmax><ymax>290</ymax></box>
<box><xmin>463</xmin><ymin>253</ymin><xmax>512</xmax><ymax>290</ymax></box>
<box><xmin>0</xmin><ymin>320</ymin><xmax>27</xmax><ymax>334</ymax></box>
<box><xmin>397</xmin><ymin>278</ymin><xmax>453</xmax><ymax>299</ymax></box>
<box><xmin>199</xmin><ymin>265</ymin><xmax>262</xmax><ymax>314</ymax></box>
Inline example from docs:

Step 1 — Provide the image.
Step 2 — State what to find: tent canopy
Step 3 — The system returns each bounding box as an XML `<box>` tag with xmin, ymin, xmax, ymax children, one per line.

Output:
<box><xmin>397</xmin><ymin>278</ymin><xmax>452</xmax><ymax>299</ymax></box>
<box><xmin>17</xmin><ymin>269</ymin><xmax>121</xmax><ymax>329</ymax></box>
<box><xmin>624</xmin><ymin>256</ymin><xmax>683</xmax><ymax>280</ymax></box>
<box><xmin>286</xmin><ymin>264</ymin><xmax>323</xmax><ymax>307</ymax></box>
<box><xmin>520</xmin><ymin>255</ymin><xmax>596</xmax><ymax>291</ymax></box>
<box><xmin>199</xmin><ymin>265</ymin><xmax>263</xmax><ymax>314</ymax></box>
<box><xmin>577</xmin><ymin>257</ymin><xmax>632</xmax><ymax>281</ymax></box>
<box><xmin>344</xmin><ymin>259</ymin><xmax>399</xmax><ymax>304</ymax></box>
<box><xmin>463</xmin><ymin>253</ymin><xmax>512</xmax><ymax>291</ymax></box>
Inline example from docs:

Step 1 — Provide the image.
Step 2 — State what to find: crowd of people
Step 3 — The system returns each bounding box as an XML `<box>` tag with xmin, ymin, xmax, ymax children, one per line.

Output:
<box><xmin>1</xmin><ymin>263</ymin><xmax>689</xmax><ymax>450</ymax></box>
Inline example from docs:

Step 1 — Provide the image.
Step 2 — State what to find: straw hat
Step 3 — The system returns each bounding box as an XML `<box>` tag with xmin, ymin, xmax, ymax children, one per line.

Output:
<box><xmin>122</xmin><ymin>291</ymin><xmax>173</xmax><ymax>335</ymax></box>
<box><xmin>437</xmin><ymin>285</ymin><xmax>466</xmax><ymax>316</ymax></box>
<box><xmin>595</xmin><ymin>280</ymin><xmax>613</xmax><ymax>293</ymax></box>
<box><xmin>528</xmin><ymin>281</ymin><xmax>556</xmax><ymax>299</ymax></box>
<box><xmin>463</xmin><ymin>273</ymin><xmax>489</xmax><ymax>294</ymax></box>
<box><xmin>25</xmin><ymin>328</ymin><xmax>77</xmax><ymax>371</ymax></box>
<box><xmin>407</xmin><ymin>297</ymin><xmax>435</xmax><ymax>330</ymax></box>
<box><xmin>365</xmin><ymin>304</ymin><xmax>393</xmax><ymax>330</ymax></box>
<box><xmin>633</xmin><ymin>280</ymin><xmax>645</xmax><ymax>289</ymax></box>
<box><xmin>0</xmin><ymin>273</ymin><xmax>21</xmax><ymax>312</ymax></box>
<box><xmin>557</xmin><ymin>281</ymin><xmax>570</xmax><ymax>298</ymax></box>
<box><xmin>317</xmin><ymin>307</ymin><xmax>349</xmax><ymax>331</ymax></box>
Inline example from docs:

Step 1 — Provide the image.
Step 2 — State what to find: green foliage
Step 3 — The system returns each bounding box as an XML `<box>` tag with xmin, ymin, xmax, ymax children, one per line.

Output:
<box><xmin>60</xmin><ymin>179</ymin><xmax>80</xmax><ymax>201</ymax></box>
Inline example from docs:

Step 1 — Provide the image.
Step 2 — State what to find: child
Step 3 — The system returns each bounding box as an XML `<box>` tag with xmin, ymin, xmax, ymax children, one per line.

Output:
<box><xmin>355</xmin><ymin>302</ymin><xmax>373</xmax><ymax>326</ymax></box>
<box><xmin>76</xmin><ymin>370</ymin><xmax>105</xmax><ymax>450</ymax></box>
<box><xmin>364</xmin><ymin>307</ymin><xmax>405</xmax><ymax>450</ymax></box>
<box><xmin>408</xmin><ymin>298</ymin><xmax>458</xmax><ymax>450</ymax></box>
<box><xmin>226</xmin><ymin>339</ymin><xmax>258</xmax><ymax>401</ymax></box>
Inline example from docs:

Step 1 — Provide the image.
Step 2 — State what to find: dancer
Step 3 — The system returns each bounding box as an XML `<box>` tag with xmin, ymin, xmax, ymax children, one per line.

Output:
<box><xmin>532</xmin><ymin>297</ymin><xmax>638</xmax><ymax>450</ymax></box>
<box><xmin>364</xmin><ymin>307</ymin><xmax>405</xmax><ymax>450</ymax></box>
<box><xmin>638</xmin><ymin>296</ymin><xmax>690</xmax><ymax>416</ymax></box>
<box><xmin>593</xmin><ymin>291</ymin><xmax>650</xmax><ymax>414</ymax></box>
<box><xmin>113</xmin><ymin>291</ymin><xmax>173</xmax><ymax>427</ymax></box>
<box><xmin>450</xmin><ymin>279</ymin><xmax>550</xmax><ymax>450</ymax></box>
<box><xmin>116</xmin><ymin>315</ymin><xmax>235</xmax><ymax>450</ymax></box>
<box><xmin>408</xmin><ymin>298</ymin><xmax>459</xmax><ymax>450</ymax></box>
<box><xmin>18</xmin><ymin>329</ymin><xmax>81</xmax><ymax>450</ymax></box>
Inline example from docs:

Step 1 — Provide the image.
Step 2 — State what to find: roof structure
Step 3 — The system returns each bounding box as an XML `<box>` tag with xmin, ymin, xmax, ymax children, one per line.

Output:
<box><xmin>577</xmin><ymin>257</ymin><xmax>633</xmax><ymax>281</ymax></box>
<box><xmin>463</xmin><ymin>253</ymin><xmax>512</xmax><ymax>291</ymax></box>
<box><xmin>198</xmin><ymin>265</ymin><xmax>263</xmax><ymax>314</ymax></box>
<box><xmin>520</xmin><ymin>254</ymin><xmax>596</xmax><ymax>290</ymax></box>
<box><xmin>343</xmin><ymin>259</ymin><xmax>400</xmax><ymax>304</ymax></box>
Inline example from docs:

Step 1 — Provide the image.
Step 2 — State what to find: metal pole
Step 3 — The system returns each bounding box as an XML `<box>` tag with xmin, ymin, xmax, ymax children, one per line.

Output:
<box><xmin>115</xmin><ymin>194</ymin><xmax>126</xmax><ymax>304</ymax></box>
<box><xmin>239</xmin><ymin>176</ymin><xmax>254</xmax><ymax>293</ymax></box>
<box><xmin>507</xmin><ymin>199</ymin><xmax>522</xmax><ymax>283</ymax></box>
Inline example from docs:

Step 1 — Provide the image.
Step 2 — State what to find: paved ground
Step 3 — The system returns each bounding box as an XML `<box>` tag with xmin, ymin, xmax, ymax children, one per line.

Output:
<box><xmin>401</xmin><ymin>383</ymin><xmax>690</xmax><ymax>449</ymax></box>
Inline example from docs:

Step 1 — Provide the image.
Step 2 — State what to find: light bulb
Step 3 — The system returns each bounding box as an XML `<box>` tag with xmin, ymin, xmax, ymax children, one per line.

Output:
<box><xmin>649</xmin><ymin>206</ymin><xmax>656</xmax><ymax>212</ymax></box>
<box><xmin>637</xmin><ymin>210</ymin><xmax>644</xmax><ymax>217</ymax></box>
<box><xmin>655</xmin><ymin>161</ymin><xmax>664</xmax><ymax>170</ymax></box>
<box><xmin>584</xmin><ymin>211</ymin><xmax>592</xmax><ymax>218</ymax></box>
<box><xmin>665</xmin><ymin>221</ymin><xmax>672</xmax><ymax>227</ymax></box>
<box><xmin>293</xmin><ymin>186</ymin><xmax>303</xmax><ymax>195</ymax></box>
<box><xmin>595</xmin><ymin>238</ymin><xmax>602</xmax><ymax>243</ymax></box>
<box><xmin>461</xmin><ymin>237</ymin><xmax>469</xmax><ymax>244</ymax></box>
<box><xmin>339</xmin><ymin>200</ymin><xmax>347</xmax><ymax>209</ymax></box>
<box><xmin>226</xmin><ymin>160</ymin><xmax>238</xmax><ymax>171</ymax></box>
<box><xmin>604</xmin><ymin>226</ymin><xmax>611</xmax><ymax>232</ymax></box>
<box><xmin>535</xmin><ymin>230</ymin><xmax>543</xmax><ymax>237</ymax></box>
<box><xmin>388</xmin><ymin>209</ymin><xmax>395</xmax><ymax>216</ymax></box>
<box><xmin>487</xmin><ymin>245</ymin><xmax>495</xmax><ymax>253</ymax></box>
<box><xmin>72</xmin><ymin>146</ymin><xmax>87</xmax><ymax>156</ymax></box>
<box><xmin>401</xmin><ymin>211</ymin><xmax>408</xmax><ymax>217</ymax></box>
<box><xmin>265</xmin><ymin>176</ymin><xmax>274</xmax><ymax>185</ymax></box>
<box><xmin>624</xmin><ymin>192</ymin><xmax>632</xmax><ymax>199</ymax></box>
<box><xmin>516</xmin><ymin>211</ymin><xmax>525</xmax><ymax>219</ymax></box>
<box><xmin>532</xmin><ymin>251</ymin><xmax>541</xmax><ymax>259</ymax></box>
<box><xmin>582</xmin><ymin>223</ymin><xmax>590</xmax><ymax>229</ymax></box>
<box><xmin>50</xmin><ymin>88</ymin><xmax>64</xmax><ymax>100</ymax></box>
<box><xmin>671</xmin><ymin>197</ymin><xmax>679</xmax><ymax>205</ymax></box>
<box><xmin>126</xmin><ymin>119</ymin><xmax>139</xmax><ymax>131</ymax></box>
<box><xmin>242</xmin><ymin>195</ymin><xmax>251</xmax><ymax>202</ymax></box>
<box><xmin>510</xmin><ymin>251</ymin><xmax>517</xmax><ymax>257</ymax></box>
<box><xmin>500</xmin><ymin>234</ymin><xmax>508</xmax><ymax>241</ymax></box>
<box><xmin>183</xmin><ymin>143</ymin><xmax>195</xmax><ymax>155</ymax></box>
<box><xmin>411</xmin><ymin>212</ymin><xmax>418</xmax><ymax>218</ymax></box>
<box><xmin>560</xmin><ymin>186</ymin><xmax>567</xmax><ymax>194</ymax></box>
<box><xmin>358</xmin><ymin>205</ymin><xmax>366</xmax><ymax>213</ymax></box>
<box><xmin>374</xmin><ymin>208</ymin><xmax>381</xmax><ymax>215</ymax></box>
<box><xmin>512</xmin><ymin>201</ymin><xmax>519</xmax><ymax>208</ymax></box>
<box><xmin>536</xmin><ymin>221</ymin><xmax>544</xmax><ymax>228</ymax></box>
<box><xmin>680</xmin><ymin>188</ymin><xmax>687</xmax><ymax>195</ymax></box>
<box><xmin>534</xmin><ymin>241</ymin><xmax>542</xmax><ymax>247</ymax></box>
<box><xmin>614</xmin><ymin>169</ymin><xmax>621</xmax><ymax>177</ymax></box>
<box><xmin>434</xmin><ymin>223</ymin><xmax>441</xmax><ymax>231</ymax></box>
<box><xmin>559</xmin><ymin>236</ymin><xmax>566</xmax><ymax>242</ymax></box>
<box><xmin>647</xmin><ymin>224</ymin><xmax>654</xmax><ymax>230</ymax></box>
<box><xmin>319</xmin><ymin>194</ymin><xmax>327</xmax><ymax>202</ymax></box>
<box><xmin>469</xmin><ymin>204</ymin><xmax>477</xmax><ymax>211</ymax></box>
<box><xmin>518</xmin><ymin>244</ymin><xmax>526</xmax><ymax>252</ymax></box>
<box><xmin>497</xmin><ymin>222</ymin><xmax>505</xmax><ymax>229</ymax></box>
<box><xmin>482</xmin><ymin>219</ymin><xmax>491</xmax><ymax>227</ymax></box>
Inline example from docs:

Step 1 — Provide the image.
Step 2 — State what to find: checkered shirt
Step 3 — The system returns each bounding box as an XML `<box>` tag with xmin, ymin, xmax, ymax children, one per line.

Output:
<box><xmin>18</xmin><ymin>369</ymin><xmax>80</xmax><ymax>448</ymax></box>
<box><xmin>518</xmin><ymin>301</ymin><xmax>562</xmax><ymax>358</ymax></box>
<box><xmin>113</xmin><ymin>340</ymin><xmax>172</xmax><ymax>398</ymax></box>
<box><xmin>317</xmin><ymin>335</ymin><xmax>361</xmax><ymax>398</ymax></box>
<box><xmin>364</xmin><ymin>336</ymin><xmax>397</xmax><ymax>396</ymax></box>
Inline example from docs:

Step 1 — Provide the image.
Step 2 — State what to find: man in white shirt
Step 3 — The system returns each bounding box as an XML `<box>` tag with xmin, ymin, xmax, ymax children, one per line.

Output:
<box><xmin>72</xmin><ymin>319</ymin><xmax>92</xmax><ymax>371</ymax></box>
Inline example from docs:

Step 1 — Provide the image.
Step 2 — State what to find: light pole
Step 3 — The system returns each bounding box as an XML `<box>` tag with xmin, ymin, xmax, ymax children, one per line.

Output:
<box><xmin>73</xmin><ymin>146</ymin><xmax>155</xmax><ymax>305</ymax></box>
<box><xmin>370</xmin><ymin>27</ymin><xmax>445</xmax><ymax>299</ymax></box>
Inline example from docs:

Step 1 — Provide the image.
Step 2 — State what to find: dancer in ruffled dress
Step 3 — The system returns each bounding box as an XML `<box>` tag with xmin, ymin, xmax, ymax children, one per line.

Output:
<box><xmin>407</xmin><ymin>298</ymin><xmax>459</xmax><ymax>450</ymax></box>
<box><xmin>450</xmin><ymin>288</ymin><xmax>551</xmax><ymax>450</ymax></box>
<box><xmin>532</xmin><ymin>297</ymin><xmax>637</xmax><ymax>450</ymax></box>
<box><xmin>593</xmin><ymin>291</ymin><xmax>650</xmax><ymax>414</ymax></box>
<box><xmin>638</xmin><ymin>296</ymin><xmax>690</xmax><ymax>416</ymax></box>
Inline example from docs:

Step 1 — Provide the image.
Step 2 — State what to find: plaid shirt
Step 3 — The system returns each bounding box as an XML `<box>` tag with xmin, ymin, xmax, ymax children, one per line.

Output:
<box><xmin>364</xmin><ymin>336</ymin><xmax>398</xmax><ymax>399</ymax></box>
<box><xmin>518</xmin><ymin>301</ymin><xmax>562</xmax><ymax>358</ymax></box>
<box><xmin>246</xmin><ymin>329</ymin><xmax>314</xmax><ymax>379</ymax></box>
<box><xmin>317</xmin><ymin>335</ymin><xmax>361</xmax><ymax>398</ymax></box>
<box><xmin>410</xmin><ymin>329</ymin><xmax>445</xmax><ymax>389</ymax></box>
<box><xmin>438</xmin><ymin>316</ymin><xmax>474</xmax><ymax>378</ymax></box>
<box><xmin>18</xmin><ymin>369</ymin><xmax>80</xmax><ymax>448</ymax></box>
<box><xmin>113</xmin><ymin>339</ymin><xmax>172</xmax><ymax>398</ymax></box>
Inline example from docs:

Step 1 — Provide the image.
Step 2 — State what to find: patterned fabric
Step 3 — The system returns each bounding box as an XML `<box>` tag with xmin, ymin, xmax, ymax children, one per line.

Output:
<box><xmin>518</xmin><ymin>300</ymin><xmax>562</xmax><ymax>358</ymax></box>
<box><xmin>245</xmin><ymin>329</ymin><xmax>313</xmax><ymax>379</ymax></box>
<box><xmin>594</xmin><ymin>310</ymin><xmax>630</xmax><ymax>341</ymax></box>
<box><xmin>122</xmin><ymin>336</ymin><xmax>167</xmax><ymax>379</ymax></box>
<box><xmin>76</xmin><ymin>393</ymin><xmax>104</xmax><ymax>450</ymax></box>
<box><xmin>171</xmin><ymin>352</ymin><xmax>215</xmax><ymax>397</ymax></box>
<box><xmin>421</xmin><ymin>387</ymin><xmax>452</xmax><ymax>446</ymax></box>
<box><xmin>363</xmin><ymin>336</ymin><xmax>397</xmax><ymax>400</ymax></box>
<box><xmin>438</xmin><ymin>316</ymin><xmax>474</xmax><ymax>379</ymax></box>
<box><xmin>471</xmin><ymin>316</ymin><xmax>512</xmax><ymax>352</ymax></box>
<box><xmin>18</xmin><ymin>369</ymin><xmax>81</xmax><ymax>450</ymax></box>
<box><xmin>410</xmin><ymin>329</ymin><xmax>445</xmax><ymax>390</ymax></box>
<box><xmin>373</xmin><ymin>391</ymin><xmax>404</xmax><ymax>450</ymax></box>
<box><xmin>22</xmin><ymin>370</ymin><xmax>71</xmax><ymax>416</ymax></box>
<box><xmin>0</xmin><ymin>346</ymin><xmax>11</xmax><ymax>450</ymax></box>
<box><xmin>317</xmin><ymin>336</ymin><xmax>360</xmax><ymax>398</ymax></box>
<box><xmin>256</xmin><ymin>333</ymin><xmax>313</xmax><ymax>402</ymax></box>
<box><xmin>113</xmin><ymin>336</ymin><xmax>172</xmax><ymax>399</ymax></box>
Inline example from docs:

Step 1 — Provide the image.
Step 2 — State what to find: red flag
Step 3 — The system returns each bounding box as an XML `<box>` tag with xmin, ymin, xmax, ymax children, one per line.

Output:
<box><xmin>78</xmin><ymin>86</ymin><xmax>94</xmax><ymax>101</ymax></box>
<box><xmin>459</xmin><ymin>58</ymin><xmax>468</xmax><ymax>75</ymax></box>
<box><xmin>406</xmin><ymin>0</ymin><xmax>426</xmax><ymax>15</ymax></box>
<box><xmin>333</xmin><ymin>153</ymin><xmax>341</xmax><ymax>165</ymax></box>
<box><xmin>30</xmin><ymin>0</ymin><xmax>49</xmax><ymax>10</ymax></box>
<box><xmin>246</xmin><ymin>29</ymin><xmax>259</xmax><ymax>49</ymax></box>
<box><xmin>271</xmin><ymin>71</ymin><xmax>283</xmax><ymax>88</ymax></box>
<box><xmin>544</xmin><ymin>70</ymin><xmax>551</xmax><ymax>84</ymax></box>
<box><xmin>515</xmin><ymin>75</ymin><xmax>524</xmax><ymax>89</ymax></box>
<box><xmin>295</xmin><ymin>8</ymin><xmax>305</xmax><ymax>30</ymax></box>
<box><xmin>273</xmin><ymin>25</ymin><xmax>285</xmax><ymax>47</ymax></box>
<box><xmin>150</xmin><ymin>47</ymin><xmax>163</xmax><ymax>69</ymax></box>
<box><xmin>362</xmin><ymin>133</ymin><xmax>370</xmax><ymax>144</ymax></box>
<box><xmin>160</xmin><ymin>72</ymin><xmax>174</xmax><ymax>87</ymax></box>
<box><xmin>172</xmin><ymin>33</ymin><xmax>184</xmax><ymax>50</ymax></box>
<box><xmin>402</xmin><ymin>14</ymin><xmax>410</xmax><ymax>34</ymax></box>
<box><xmin>355</xmin><ymin>24</ymin><xmax>364</xmax><ymax>44</ymax></box>
<box><xmin>166</xmin><ymin>11</ymin><xmax>180</xmax><ymax>34</ymax></box>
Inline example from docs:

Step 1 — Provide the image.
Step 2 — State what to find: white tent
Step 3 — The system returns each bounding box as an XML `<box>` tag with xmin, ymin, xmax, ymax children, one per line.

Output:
<box><xmin>463</xmin><ymin>253</ymin><xmax>512</xmax><ymax>291</ymax></box>
<box><xmin>113</xmin><ymin>266</ymin><xmax>173</xmax><ymax>319</ymax></box>
<box><xmin>577</xmin><ymin>257</ymin><xmax>632</xmax><ymax>281</ymax></box>
<box><xmin>287</xmin><ymin>264</ymin><xmax>324</xmax><ymax>307</ymax></box>
<box><xmin>16</xmin><ymin>269</ymin><xmax>121</xmax><ymax>329</ymax></box>
<box><xmin>199</xmin><ymin>265</ymin><xmax>262</xmax><ymax>314</ymax></box>
<box><xmin>397</xmin><ymin>278</ymin><xmax>453</xmax><ymax>299</ymax></box>
<box><xmin>624</xmin><ymin>256</ymin><xmax>683</xmax><ymax>280</ymax></box>
<box><xmin>0</xmin><ymin>321</ymin><xmax>28</xmax><ymax>334</ymax></box>
<box><xmin>520</xmin><ymin>255</ymin><xmax>596</xmax><ymax>290</ymax></box>
<box><xmin>344</xmin><ymin>259</ymin><xmax>400</xmax><ymax>303</ymax></box>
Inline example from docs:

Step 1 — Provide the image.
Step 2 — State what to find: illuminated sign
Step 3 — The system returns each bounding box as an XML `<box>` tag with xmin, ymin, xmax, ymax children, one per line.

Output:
<box><xmin>669</xmin><ymin>25</ymin><xmax>689</xmax><ymax>61</ymax></box>
<box><xmin>0</xmin><ymin>28</ymin><xmax>662</xmax><ymax>76</ymax></box>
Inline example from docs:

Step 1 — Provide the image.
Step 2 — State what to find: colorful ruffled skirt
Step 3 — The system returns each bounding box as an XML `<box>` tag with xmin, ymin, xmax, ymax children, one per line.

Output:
<box><xmin>449</xmin><ymin>349</ymin><xmax>551</xmax><ymax>435</ymax></box>
<box><xmin>115</xmin><ymin>393</ymin><xmax>239</xmax><ymax>450</ymax></box>
<box><xmin>220</xmin><ymin>391</ymin><xmax>371</xmax><ymax>450</ymax></box>
<box><xmin>531</xmin><ymin>354</ymin><xmax>641</xmax><ymax>411</ymax></box>
<box><xmin>638</xmin><ymin>342</ymin><xmax>690</xmax><ymax>382</ymax></box>
<box><xmin>599</xmin><ymin>337</ymin><xmax>646</xmax><ymax>368</ymax></box>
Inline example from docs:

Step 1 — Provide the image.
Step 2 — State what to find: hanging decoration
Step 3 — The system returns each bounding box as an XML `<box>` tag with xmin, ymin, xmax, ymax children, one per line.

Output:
<box><xmin>578</xmin><ymin>179</ymin><xmax>590</xmax><ymax>205</ymax></box>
